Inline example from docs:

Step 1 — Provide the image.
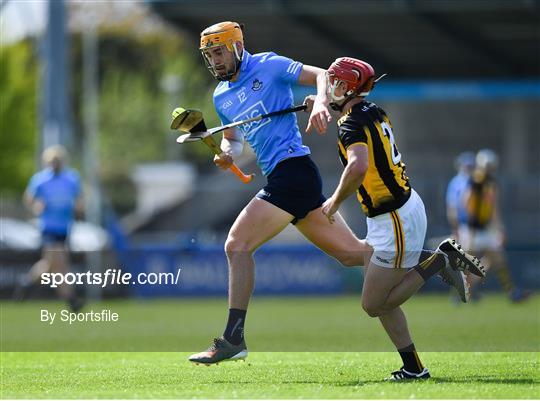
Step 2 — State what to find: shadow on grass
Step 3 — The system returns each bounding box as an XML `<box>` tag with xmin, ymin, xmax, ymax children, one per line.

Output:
<box><xmin>431</xmin><ymin>377</ymin><xmax>537</xmax><ymax>385</ymax></box>
<box><xmin>333</xmin><ymin>377</ymin><xmax>537</xmax><ymax>386</ymax></box>
<box><xmin>212</xmin><ymin>377</ymin><xmax>537</xmax><ymax>386</ymax></box>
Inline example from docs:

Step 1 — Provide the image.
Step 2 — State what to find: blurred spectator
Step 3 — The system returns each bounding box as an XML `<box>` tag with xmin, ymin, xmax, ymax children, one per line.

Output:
<box><xmin>14</xmin><ymin>145</ymin><xmax>85</xmax><ymax>311</ymax></box>
<box><xmin>446</xmin><ymin>151</ymin><xmax>475</xmax><ymax>240</ymax></box>
<box><xmin>460</xmin><ymin>149</ymin><xmax>530</xmax><ymax>303</ymax></box>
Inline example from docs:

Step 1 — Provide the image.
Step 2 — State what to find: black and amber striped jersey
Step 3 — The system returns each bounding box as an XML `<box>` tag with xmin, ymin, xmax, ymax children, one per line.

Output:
<box><xmin>337</xmin><ymin>101</ymin><xmax>411</xmax><ymax>217</ymax></box>
<box><xmin>466</xmin><ymin>171</ymin><xmax>496</xmax><ymax>228</ymax></box>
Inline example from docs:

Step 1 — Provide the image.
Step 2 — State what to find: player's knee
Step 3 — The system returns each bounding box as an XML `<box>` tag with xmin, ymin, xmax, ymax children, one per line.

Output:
<box><xmin>362</xmin><ymin>300</ymin><xmax>383</xmax><ymax>318</ymax></box>
<box><xmin>224</xmin><ymin>236</ymin><xmax>255</xmax><ymax>256</ymax></box>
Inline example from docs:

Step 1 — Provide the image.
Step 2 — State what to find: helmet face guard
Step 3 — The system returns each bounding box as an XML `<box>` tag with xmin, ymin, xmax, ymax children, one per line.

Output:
<box><xmin>201</xmin><ymin>43</ymin><xmax>242</xmax><ymax>81</ymax></box>
<box><xmin>326</xmin><ymin>72</ymin><xmax>354</xmax><ymax>102</ymax></box>
<box><xmin>200</xmin><ymin>21</ymin><xmax>244</xmax><ymax>81</ymax></box>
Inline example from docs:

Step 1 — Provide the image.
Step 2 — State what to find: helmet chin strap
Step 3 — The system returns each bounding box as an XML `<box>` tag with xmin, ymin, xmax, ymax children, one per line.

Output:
<box><xmin>329</xmin><ymin>95</ymin><xmax>355</xmax><ymax>112</ymax></box>
<box><xmin>329</xmin><ymin>102</ymin><xmax>343</xmax><ymax>112</ymax></box>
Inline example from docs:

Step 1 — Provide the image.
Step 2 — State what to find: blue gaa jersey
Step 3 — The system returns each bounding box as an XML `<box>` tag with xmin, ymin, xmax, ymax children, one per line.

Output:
<box><xmin>26</xmin><ymin>168</ymin><xmax>81</xmax><ymax>234</ymax></box>
<box><xmin>213</xmin><ymin>50</ymin><xmax>310</xmax><ymax>176</ymax></box>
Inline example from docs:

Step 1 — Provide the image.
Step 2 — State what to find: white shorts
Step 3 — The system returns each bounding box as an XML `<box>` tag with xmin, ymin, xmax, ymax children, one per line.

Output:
<box><xmin>458</xmin><ymin>225</ymin><xmax>501</xmax><ymax>252</ymax></box>
<box><xmin>365</xmin><ymin>189</ymin><xmax>427</xmax><ymax>269</ymax></box>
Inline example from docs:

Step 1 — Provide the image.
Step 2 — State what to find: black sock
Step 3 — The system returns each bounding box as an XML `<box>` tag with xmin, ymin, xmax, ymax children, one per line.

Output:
<box><xmin>398</xmin><ymin>343</ymin><xmax>424</xmax><ymax>374</ymax></box>
<box><xmin>223</xmin><ymin>308</ymin><xmax>246</xmax><ymax>345</ymax></box>
<box><xmin>419</xmin><ymin>249</ymin><xmax>435</xmax><ymax>263</ymax></box>
<box><xmin>414</xmin><ymin>251</ymin><xmax>447</xmax><ymax>282</ymax></box>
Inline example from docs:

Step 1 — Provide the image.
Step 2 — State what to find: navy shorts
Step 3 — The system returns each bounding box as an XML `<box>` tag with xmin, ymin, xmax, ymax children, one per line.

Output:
<box><xmin>42</xmin><ymin>231</ymin><xmax>68</xmax><ymax>246</ymax></box>
<box><xmin>256</xmin><ymin>155</ymin><xmax>326</xmax><ymax>224</ymax></box>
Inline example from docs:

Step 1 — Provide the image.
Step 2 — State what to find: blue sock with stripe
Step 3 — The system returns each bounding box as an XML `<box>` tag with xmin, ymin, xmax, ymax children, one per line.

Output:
<box><xmin>223</xmin><ymin>308</ymin><xmax>246</xmax><ymax>345</ymax></box>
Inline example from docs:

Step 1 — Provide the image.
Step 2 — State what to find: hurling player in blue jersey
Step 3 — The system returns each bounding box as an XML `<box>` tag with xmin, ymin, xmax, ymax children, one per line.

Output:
<box><xmin>16</xmin><ymin>145</ymin><xmax>85</xmax><ymax>312</ymax></box>
<box><xmin>188</xmin><ymin>21</ymin><xmax>373</xmax><ymax>365</ymax></box>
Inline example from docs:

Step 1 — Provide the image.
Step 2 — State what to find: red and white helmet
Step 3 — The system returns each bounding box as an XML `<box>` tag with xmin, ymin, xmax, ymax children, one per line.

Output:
<box><xmin>327</xmin><ymin>57</ymin><xmax>376</xmax><ymax>102</ymax></box>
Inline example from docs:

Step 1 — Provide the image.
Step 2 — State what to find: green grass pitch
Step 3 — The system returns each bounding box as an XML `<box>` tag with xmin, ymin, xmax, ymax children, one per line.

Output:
<box><xmin>1</xmin><ymin>295</ymin><xmax>539</xmax><ymax>399</ymax></box>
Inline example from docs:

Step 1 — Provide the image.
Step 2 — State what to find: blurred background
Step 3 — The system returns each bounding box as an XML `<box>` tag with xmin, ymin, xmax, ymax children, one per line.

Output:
<box><xmin>1</xmin><ymin>0</ymin><xmax>539</xmax><ymax>302</ymax></box>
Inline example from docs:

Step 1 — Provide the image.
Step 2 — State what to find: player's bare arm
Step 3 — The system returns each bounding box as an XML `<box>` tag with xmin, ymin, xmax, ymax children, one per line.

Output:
<box><xmin>322</xmin><ymin>145</ymin><xmax>368</xmax><ymax>223</ymax></box>
<box><xmin>214</xmin><ymin>128</ymin><xmax>243</xmax><ymax>170</ymax></box>
<box><xmin>298</xmin><ymin>65</ymin><xmax>332</xmax><ymax>135</ymax></box>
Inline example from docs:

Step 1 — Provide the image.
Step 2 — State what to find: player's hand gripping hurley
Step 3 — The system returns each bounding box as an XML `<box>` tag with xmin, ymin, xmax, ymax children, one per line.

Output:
<box><xmin>170</xmin><ymin>104</ymin><xmax>307</xmax><ymax>183</ymax></box>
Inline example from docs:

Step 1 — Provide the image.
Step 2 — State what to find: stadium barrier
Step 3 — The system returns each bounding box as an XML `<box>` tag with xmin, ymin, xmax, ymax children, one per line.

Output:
<box><xmin>1</xmin><ymin>245</ymin><xmax>538</xmax><ymax>298</ymax></box>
